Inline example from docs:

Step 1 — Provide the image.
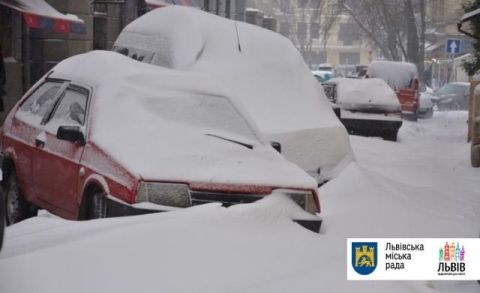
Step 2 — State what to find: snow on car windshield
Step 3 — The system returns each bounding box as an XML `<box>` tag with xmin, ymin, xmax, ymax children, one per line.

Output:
<box><xmin>141</xmin><ymin>94</ymin><xmax>259</xmax><ymax>142</ymax></box>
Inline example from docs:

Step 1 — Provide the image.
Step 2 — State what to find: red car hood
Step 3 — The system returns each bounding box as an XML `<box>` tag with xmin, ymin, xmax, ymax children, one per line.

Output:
<box><xmin>94</xmin><ymin>132</ymin><xmax>317</xmax><ymax>190</ymax></box>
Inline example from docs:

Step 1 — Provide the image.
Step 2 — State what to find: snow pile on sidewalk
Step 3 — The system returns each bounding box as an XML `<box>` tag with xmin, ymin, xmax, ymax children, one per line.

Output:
<box><xmin>320</xmin><ymin>111</ymin><xmax>479</xmax><ymax>293</ymax></box>
<box><xmin>1</xmin><ymin>112</ymin><xmax>479</xmax><ymax>293</ymax></box>
<box><xmin>0</xmin><ymin>197</ymin><xmax>419</xmax><ymax>293</ymax></box>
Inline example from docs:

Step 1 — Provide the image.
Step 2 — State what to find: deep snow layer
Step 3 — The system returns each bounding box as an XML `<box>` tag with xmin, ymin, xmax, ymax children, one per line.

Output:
<box><xmin>1</xmin><ymin>111</ymin><xmax>479</xmax><ymax>293</ymax></box>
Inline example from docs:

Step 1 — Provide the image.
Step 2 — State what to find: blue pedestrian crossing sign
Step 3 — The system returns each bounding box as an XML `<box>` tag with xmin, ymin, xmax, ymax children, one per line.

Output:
<box><xmin>446</xmin><ymin>39</ymin><xmax>461</xmax><ymax>54</ymax></box>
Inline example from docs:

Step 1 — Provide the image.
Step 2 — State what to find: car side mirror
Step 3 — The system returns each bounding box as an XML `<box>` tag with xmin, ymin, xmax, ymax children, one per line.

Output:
<box><xmin>57</xmin><ymin>126</ymin><xmax>86</xmax><ymax>145</ymax></box>
<box><xmin>271</xmin><ymin>141</ymin><xmax>282</xmax><ymax>153</ymax></box>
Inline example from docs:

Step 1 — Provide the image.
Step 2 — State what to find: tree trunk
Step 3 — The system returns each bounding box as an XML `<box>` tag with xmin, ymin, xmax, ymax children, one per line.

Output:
<box><xmin>405</xmin><ymin>0</ymin><xmax>422</xmax><ymax>79</ymax></box>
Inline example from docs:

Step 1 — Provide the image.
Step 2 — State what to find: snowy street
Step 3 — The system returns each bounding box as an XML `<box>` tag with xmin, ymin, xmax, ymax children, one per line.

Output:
<box><xmin>2</xmin><ymin>1</ymin><xmax>480</xmax><ymax>292</ymax></box>
<box><xmin>1</xmin><ymin>111</ymin><xmax>478</xmax><ymax>293</ymax></box>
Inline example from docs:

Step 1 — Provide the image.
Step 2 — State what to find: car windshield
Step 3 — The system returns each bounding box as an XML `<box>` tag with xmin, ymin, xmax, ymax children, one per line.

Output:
<box><xmin>436</xmin><ymin>84</ymin><xmax>467</xmax><ymax>96</ymax></box>
<box><xmin>143</xmin><ymin>95</ymin><xmax>260</xmax><ymax>143</ymax></box>
<box><xmin>318</xmin><ymin>66</ymin><xmax>332</xmax><ymax>71</ymax></box>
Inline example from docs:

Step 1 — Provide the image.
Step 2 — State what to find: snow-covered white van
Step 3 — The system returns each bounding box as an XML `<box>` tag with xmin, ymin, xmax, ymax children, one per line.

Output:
<box><xmin>112</xmin><ymin>6</ymin><xmax>354</xmax><ymax>183</ymax></box>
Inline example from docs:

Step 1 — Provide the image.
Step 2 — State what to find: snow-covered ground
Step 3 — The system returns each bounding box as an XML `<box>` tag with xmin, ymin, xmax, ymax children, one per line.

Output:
<box><xmin>1</xmin><ymin>111</ymin><xmax>479</xmax><ymax>293</ymax></box>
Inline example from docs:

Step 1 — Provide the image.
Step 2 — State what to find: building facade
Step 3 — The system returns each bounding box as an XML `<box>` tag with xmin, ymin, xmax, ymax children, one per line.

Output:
<box><xmin>0</xmin><ymin>0</ymin><xmax>137</xmax><ymax>121</ymax></box>
<box><xmin>0</xmin><ymin>0</ymin><xmax>246</xmax><ymax>122</ymax></box>
<box><xmin>425</xmin><ymin>0</ymin><xmax>474</xmax><ymax>87</ymax></box>
<box><xmin>246</xmin><ymin>0</ymin><xmax>372</xmax><ymax>70</ymax></box>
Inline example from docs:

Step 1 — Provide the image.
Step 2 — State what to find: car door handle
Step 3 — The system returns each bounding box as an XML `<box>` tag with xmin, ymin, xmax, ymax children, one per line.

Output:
<box><xmin>35</xmin><ymin>132</ymin><xmax>46</xmax><ymax>148</ymax></box>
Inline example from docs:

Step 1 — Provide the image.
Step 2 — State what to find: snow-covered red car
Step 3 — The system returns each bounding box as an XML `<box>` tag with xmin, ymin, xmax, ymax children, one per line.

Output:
<box><xmin>323</xmin><ymin>78</ymin><xmax>402</xmax><ymax>141</ymax></box>
<box><xmin>367</xmin><ymin>61</ymin><xmax>419</xmax><ymax>120</ymax></box>
<box><xmin>0</xmin><ymin>51</ymin><xmax>321</xmax><ymax>231</ymax></box>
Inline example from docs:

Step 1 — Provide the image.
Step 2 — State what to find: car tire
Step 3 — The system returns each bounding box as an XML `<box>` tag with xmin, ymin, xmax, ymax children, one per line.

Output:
<box><xmin>3</xmin><ymin>169</ymin><xmax>36</xmax><ymax>225</ymax></box>
<box><xmin>85</xmin><ymin>190</ymin><xmax>107</xmax><ymax>219</ymax></box>
<box><xmin>471</xmin><ymin>145</ymin><xmax>480</xmax><ymax>168</ymax></box>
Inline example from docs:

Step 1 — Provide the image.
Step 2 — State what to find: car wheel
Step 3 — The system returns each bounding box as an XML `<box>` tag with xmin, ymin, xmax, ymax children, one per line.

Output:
<box><xmin>471</xmin><ymin>145</ymin><xmax>480</xmax><ymax>168</ymax></box>
<box><xmin>86</xmin><ymin>190</ymin><xmax>107</xmax><ymax>219</ymax></box>
<box><xmin>3</xmin><ymin>170</ymin><xmax>35</xmax><ymax>225</ymax></box>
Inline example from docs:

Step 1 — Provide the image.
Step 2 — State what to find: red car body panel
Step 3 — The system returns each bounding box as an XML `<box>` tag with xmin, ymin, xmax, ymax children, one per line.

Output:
<box><xmin>396</xmin><ymin>78</ymin><xmax>419</xmax><ymax>115</ymax></box>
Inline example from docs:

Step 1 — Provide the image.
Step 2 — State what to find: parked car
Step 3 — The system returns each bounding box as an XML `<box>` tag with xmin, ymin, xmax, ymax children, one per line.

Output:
<box><xmin>113</xmin><ymin>6</ymin><xmax>353</xmax><ymax>184</ymax></box>
<box><xmin>314</xmin><ymin>63</ymin><xmax>335</xmax><ymax>80</ymax></box>
<box><xmin>0</xmin><ymin>51</ymin><xmax>321</xmax><ymax>231</ymax></box>
<box><xmin>312</xmin><ymin>70</ymin><xmax>333</xmax><ymax>83</ymax></box>
<box><xmin>367</xmin><ymin>61</ymin><xmax>420</xmax><ymax>120</ymax></box>
<box><xmin>431</xmin><ymin>82</ymin><xmax>470</xmax><ymax>111</ymax></box>
<box><xmin>323</xmin><ymin>78</ymin><xmax>403</xmax><ymax>141</ymax></box>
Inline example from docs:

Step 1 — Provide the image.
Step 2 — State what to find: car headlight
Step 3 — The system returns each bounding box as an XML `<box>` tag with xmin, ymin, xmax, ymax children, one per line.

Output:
<box><xmin>275</xmin><ymin>189</ymin><xmax>319</xmax><ymax>214</ymax></box>
<box><xmin>136</xmin><ymin>182</ymin><xmax>191</xmax><ymax>208</ymax></box>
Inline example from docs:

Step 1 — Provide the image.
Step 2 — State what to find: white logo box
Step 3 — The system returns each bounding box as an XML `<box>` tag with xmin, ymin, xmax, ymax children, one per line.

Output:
<box><xmin>347</xmin><ymin>238</ymin><xmax>480</xmax><ymax>280</ymax></box>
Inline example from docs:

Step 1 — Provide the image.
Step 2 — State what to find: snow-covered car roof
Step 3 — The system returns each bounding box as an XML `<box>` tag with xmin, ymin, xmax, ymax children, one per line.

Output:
<box><xmin>113</xmin><ymin>6</ymin><xmax>353</xmax><ymax>182</ymax></box>
<box><xmin>48</xmin><ymin>51</ymin><xmax>316</xmax><ymax>189</ymax></box>
<box><xmin>327</xmin><ymin>78</ymin><xmax>400</xmax><ymax>112</ymax></box>
<box><xmin>367</xmin><ymin>61</ymin><xmax>418</xmax><ymax>90</ymax></box>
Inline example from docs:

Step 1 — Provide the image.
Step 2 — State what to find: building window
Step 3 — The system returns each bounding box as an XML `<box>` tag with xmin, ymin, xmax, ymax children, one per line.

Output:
<box><xmin>297</xmin><ymin>22</ymin><xmax>307</xmax><ymax>41</ymax></box>
<box><xmin>311</xmin><ymin>51</ymin><xmax>327</xmax><ymax>64</ymax></box>
<box><xmin>432</xmin><ymin>0</ymin><xmax>445</xmax><ymax>24</ymax></box>
<box><xmin>298</xmin><ymin>0</ymin><xmax>308</xmax><ymax>8</ymax></box>
<box><xmin>309</xmin><ymin>0</ymin><xmax>320</xmax><ymax>8</ymax></box>
<box><xmin>280</xmin><ymin>22</ymin><xmax>290</xmax><ymax>37</ymax></box>
<box><xmin>310</xmin><ymin>23</ymin><xmax>320</xmax><ymax>39</ymax></box>
<box><xmin>0</xmin><ymin>8</ymin><xmax>18</xmax><ymax>59</ymax></box>
<box><xmin>338</xmin><ymin>22</ymin><xmax>360</xmax><ymax>46</ymax></box>
<box><xmin>339</xmin><ymin>52</ymin><xmax>360</xmax><ymax>65</ymax></box>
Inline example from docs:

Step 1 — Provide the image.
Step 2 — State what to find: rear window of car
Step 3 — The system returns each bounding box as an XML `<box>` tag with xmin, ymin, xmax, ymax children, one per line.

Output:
<box><xmin>113</xmin><ymin>46</ymin><xmax>154</xmax><ymax>64</ymax></box>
